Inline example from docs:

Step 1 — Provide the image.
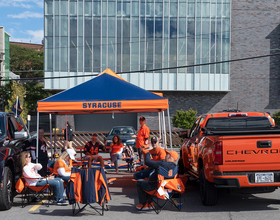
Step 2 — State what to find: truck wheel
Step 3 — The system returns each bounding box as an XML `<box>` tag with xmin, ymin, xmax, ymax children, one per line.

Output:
<box><xmin>0</xmin><ymin>167</ymin><xmax>14</xmax><ymax>210</ymax></box>
<box><xmin>199</xmin><ymin>167</ymin><xmax>218</xmax><ymax>206</ymax></box>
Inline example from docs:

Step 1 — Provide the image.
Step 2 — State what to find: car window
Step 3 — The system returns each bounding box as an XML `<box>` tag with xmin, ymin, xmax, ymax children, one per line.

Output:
<box><xmin>0</xmin><ymin>115</ymin><xmax>4</xmax><ymax>138</ymax></box>
<box><xmin>109</xmin><ymin>127</ymin><xmax>135</xmax><ymax>135</ymax></box>
<box><xmin>189</xmin><ymin>118</ymin><xmax>200</xmax><ymax>138</ymax></box>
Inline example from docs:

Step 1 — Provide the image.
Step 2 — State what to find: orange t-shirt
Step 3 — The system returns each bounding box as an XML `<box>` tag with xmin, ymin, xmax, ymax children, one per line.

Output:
<box><xmin>136</xmin><ymin>124</ymin><xmax>150</xmax><ymax>149</ymax></box>
<box><xmin>111</xmin><ymin>143</ymin><xmax>123</xmax><ymax>154</ymax></box>
<box><xmin>53</xmin><ymin>159</ymin><xmax>72</xmax><ymax>176</ymax></box>
<box><xmin>149</xmin><ymin>147</ymin><xmax>166</xmax><ymax>161</ymax></box>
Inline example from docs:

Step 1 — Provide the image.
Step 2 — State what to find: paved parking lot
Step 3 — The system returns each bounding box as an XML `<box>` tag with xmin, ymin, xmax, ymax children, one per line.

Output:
<box><xmin>3</xmin><ymin>150</ymin><xmax>280</xmax><ymax>219</ymax></box>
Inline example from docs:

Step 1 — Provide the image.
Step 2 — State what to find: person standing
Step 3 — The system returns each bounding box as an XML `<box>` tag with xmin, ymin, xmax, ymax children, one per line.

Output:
<box><xmin>109</xmin><ymin>135</ymin><xmax>123</xmax><ymax>174</ymax></box>
<box><xmin>64</xmin><ymin>121</ymin><xmax>74</xmax><ymax>151</ymax></box>
<box><xmin>28</xmin><ymin>127</ymin><xmax>49</xmax><ymax>177</ymax></box>
<box><xmin>84</xmin><ymin>134</ymin><xmax>107</xmax><ymax>173</ymax></box>
<box><xmin>136</xmin><ymin>117</ymin><xmax>150</xmax><ymax>166</ymax></box>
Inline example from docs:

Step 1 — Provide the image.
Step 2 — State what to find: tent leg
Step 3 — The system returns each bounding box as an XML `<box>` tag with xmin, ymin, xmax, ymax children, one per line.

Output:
<box><xmin>49</xmin><ymin>114</ymin><xmax>53</xmax><ymax>160</ymax></box>
<box><xmin>158</xmin><ymin>112</ymin><xmax>161</xmax><ymax>140</ymax></box>
<box><xmin>163</xmin><ymin>111</ymin><xmax>167</xmax><ymax>148</ymax></box>
<box><xmin>167</xmin><ymin>108</ymin><xmax>172</xmax><ymax>150</ymax></box>
<box><xmin>36</xmin><ymin>111</ymin><xmax>39</xmax><ymax>163</ymax></box>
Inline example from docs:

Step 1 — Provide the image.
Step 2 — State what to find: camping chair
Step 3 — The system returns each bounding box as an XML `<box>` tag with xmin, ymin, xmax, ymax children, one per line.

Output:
<box><xmin>15</xmin><ymin>177</ymin><xmax>51</xmax><ymax>208</ymax></box>
<box><xmin>137</xmin><ymin>166</ymin><xmax>185</xmax><ymax>214</ymax></box>
<box><xmin>66</xmin><ymin>167</ymin><xmax>111</xmax><ymax>216</ymax></box>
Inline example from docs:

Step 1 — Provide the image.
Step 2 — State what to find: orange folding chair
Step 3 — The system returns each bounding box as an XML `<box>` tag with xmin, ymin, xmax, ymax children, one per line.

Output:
<box><xmin>15</xmin><ymin>177</ymin><xmax>51</xmax><ymax>208</ymax></box>
<box><xmin>137</xmin><ymin>166</ymin><xmax>185</xmax><ymax>214</ymax></box>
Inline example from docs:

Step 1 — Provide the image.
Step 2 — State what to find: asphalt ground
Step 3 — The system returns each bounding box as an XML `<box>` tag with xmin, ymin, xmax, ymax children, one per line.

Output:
<box><xmin>2</xmin><ymin>149</ymin><xmax>280</xmax><ymax>220</ymax></box>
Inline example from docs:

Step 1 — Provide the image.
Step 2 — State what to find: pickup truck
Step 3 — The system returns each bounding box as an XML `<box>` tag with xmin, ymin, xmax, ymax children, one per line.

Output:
<box><xmin>180</xmin><ymin>110</ymin><xmax>280</xmax><ymax>206</ymax></box>
<box><xmin>0</xmin><ymin>112</ymin><xmax>34</xmax><ymax>210</ymax></box>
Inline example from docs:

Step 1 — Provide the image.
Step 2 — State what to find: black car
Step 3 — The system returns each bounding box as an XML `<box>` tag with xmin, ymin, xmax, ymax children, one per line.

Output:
<box><xmin>106</xmin><ymin>126</ymin><xmax>136</xmax><ymax>150</ymax></box>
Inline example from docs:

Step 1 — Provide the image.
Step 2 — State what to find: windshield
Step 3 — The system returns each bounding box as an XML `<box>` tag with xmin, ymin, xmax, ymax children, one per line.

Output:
<box><xmin>206</xmin><ymin>117</ymin><xmax>272</xmax><ymax>129</ymax></box>
<box><xmin>109</xmin><ymin>127</ymin><xmax>135</xmax><ymax>135</ymax></box>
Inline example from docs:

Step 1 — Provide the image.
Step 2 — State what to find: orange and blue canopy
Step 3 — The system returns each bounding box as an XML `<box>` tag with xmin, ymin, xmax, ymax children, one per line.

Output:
<box><xmin>37</xmin><ymin>70</ymin><xmax>169</xmax><ymax>114</ymax></box>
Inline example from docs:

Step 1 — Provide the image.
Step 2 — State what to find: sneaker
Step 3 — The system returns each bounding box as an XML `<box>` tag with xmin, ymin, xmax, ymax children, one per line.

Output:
<box><xmin>103</xmin><ymin>168</ymin><xmax>108</xmax><ymax>174</ymax></box>
<box><xmin>136</xmin><ymin>203</ymin><xmax>150</xmax><ymax>211</ymax></box>
<box><xmin>55</xmin><ymin>199</ymin><xmax>68</xmax><ymax>206</ymax></box>
<box><xmin>149</xmin><ymin>202</ymin><xmax>154</xmax><ymax>210</ymax></box>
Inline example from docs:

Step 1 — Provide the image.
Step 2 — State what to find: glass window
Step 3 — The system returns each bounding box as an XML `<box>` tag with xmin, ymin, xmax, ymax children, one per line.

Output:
<box><xmin>102</xmin><ymin>1</ymin><xmax>107</xmax><ymax>16</ymax></box>
<box><xmin>85</xmin><ymin>17</ymin><xmax>92</xmax><ymax>38</ymax></box>
<box><xmin>202</xmin><ymin>2</ymin><xmax>210</xmax><ymax>17</ymax></box>
<box><xmin>108</xmin><ymin>17</ymin><xmax>115</xmax><ymax>37</ymax></box>
<box><xmin>108</xmin><ymin>1</ymin><xmax>116</xmax><ymax>16</ymax></box>
<box><xmin>55</xmin><ymin>16</ymin><xmax>59</xmax><ymax>37</ymax></box>
<box><xmin>93</xmin><ymin>1</ymin><xmax>101</xmax><ymax>16</ymax></box>
<box><xmin>170</xmin><ymin>3</ymin><xmax>177</xmax><ymax>17</ymax></box>
<box><xmin>45</xmin><ymin>16</ymin><xmax>53</xmax><ymax>36</ymax></box>
<box><xmin>85</xmin><ymin>1</ymin><xmax>92</xmax><ymax>15</ymax></box>
<box><xmin>61</xmin><ymin>37</ymin><xmax>68</xmax><ymax>72</ymax></box>
<box><xmin>61</xmin><ymin>16</ymin><xmax>68</xmax><ymax>36</ymax></box>
<box><xmin>155</xmin><ymin>2</ymin><xmax>163</xmax><ymax>16</ymax></box>
<box><xmin>188</xmin><ymin>2</ymin><xmax>195</xmax><ymax>17</ymax></box>
<box><xmin>45</xmin><ymin>0</ymin><xmax>53</xmax><ymax>15</ymax></box>
<box><xmin>164</xmin><ymin>2</ymin><xmax>169</xmax><ymax>17</ymax></box>
<box><xmin>179</xmin><ymin>2</ymin><xmax>186</xmax><ymax>17</ymax></box>
<box><xmin>131</xmin><ymin>17</ymin><xmax>139</xmax><ymax>38</ymax></box>
<box><xmin>123</xmin><ymin>2</ymin><xmax>130</xmax><ymax>16</ymax></box>
<box><xmin>78</xmin><ymin>1</ymin><xmax>83</xmax><ymax>15</ymax></box>
<box><xmin>70</xmin><ymin>17</ymin><xmax>77</xmax><ymax>37</ymax></box>
<box><xmin>196</xmin><ymin>2</ymin><xmax>201</xmax><ymax>17</ymax></box>
<box><xmin>141</xmin><ymin>1</ymin><xmax>145</xmax><ymax>16</ymax></box>
<box><xmin>45</xmin><ymin>37</ymin><xmax>53</xmax><ymax>71</ymax></box>
<box><xmin>78</xmin><ymin>16</ymin><xmax>83</xmax><ymax>37</ymax></box>
<box><xmin>146</xmin><ymin>2</ymin><xmax>154</xmax><ymax>17</ymax></box>
<box><xmin>223</xmin><ymin>3</ymin><xmax>230</xmax><ymax>18</ymax></box>
<box><xmin>61</xmin><ymin>0</ymin><xmax>68</xmax><ymax>15</ymax></box>
<box><xmin>70</xmin><ymin>1</ymin><xmax>77</xmax><ymax>15</ymax></box>
<box><xmin>70</xmin><ymin>37</ymin><xmax>77</xmax><ymax>71</ymax></box>
<box><xmin>132</xmin><ymin>2</ymin><xmax>139</xmax><ymax>16</ymax></box>
<box><xmin>55</xmin><ymin>0</ymin><xmax>59</xmax><ymax>15</ymax></box>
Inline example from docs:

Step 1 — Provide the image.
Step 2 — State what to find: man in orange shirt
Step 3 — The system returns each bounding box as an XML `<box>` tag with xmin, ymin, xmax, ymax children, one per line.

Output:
<box><xmin>134</xmin><ymin>136</ymin><xmax>166</xmax><ymax>180</ymax></box>
<box><xmin>136</xmin><ymin>117</ymin><xmax>150</xmax><ymax>166</ymax></box>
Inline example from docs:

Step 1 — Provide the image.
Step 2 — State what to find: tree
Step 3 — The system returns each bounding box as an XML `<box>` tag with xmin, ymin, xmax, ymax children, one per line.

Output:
<box><xmin>172</xmin><ymin>109</ymin><xmax>197</xmax><ymax>129</ymax></box>
<box><xmin>272</xmin><ymin>110</ymin><xmax>280</xmax><ymax>126</ymax></box>
<box><xmin>10</xmin><ymin>44</ymin><xmax>43</xmax><ymax>78</ymax></box>
<box><xmin>5</xmin><ymin>82</ymin><xmax>28</xmax><ymax>123</ymax></box>
<box><xmin>9</xmin><ymin>44</ymin><xmax>51</xmax><ymax>113</ymax></box>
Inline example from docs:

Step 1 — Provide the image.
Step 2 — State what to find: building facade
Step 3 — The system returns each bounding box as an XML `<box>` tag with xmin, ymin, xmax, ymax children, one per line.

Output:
<box><xmin>44</xmin><ymin>0</ymin><xmax>280</xmax><ymax>131</ymax></box>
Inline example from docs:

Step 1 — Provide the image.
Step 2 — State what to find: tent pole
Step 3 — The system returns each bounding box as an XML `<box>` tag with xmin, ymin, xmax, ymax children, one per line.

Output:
<box><xmin>36</xmin><ymin>111</ymin><xmax>39</xmax><ymax>163</ymax></box>
<box><xmin>161</xmin><ymin>111</ymin><xmax>165</xmax><ymax>147</ymax></box>
<box><xmin>49</xmin><ymin>114</ymin><xmax>53</xmax><ymax>160</ymax></box>
<box><xmin>167</xmin><ymin>108</ymin><xmax>173</xmax><ymax>150</ymax></box>
<box><xmin>54</xmin><ymin>115</ymin><xmax>56</xmax><ymax>156</ymax></box>
<box><xmin>163</xmin><ymin>111</ymin><xmax>167</xmax><ymax>149</ymax></box>
<box><xmin>158</xmin><ymin>112</ymin><xmax>161</xmax><ymax>140</ymax></box>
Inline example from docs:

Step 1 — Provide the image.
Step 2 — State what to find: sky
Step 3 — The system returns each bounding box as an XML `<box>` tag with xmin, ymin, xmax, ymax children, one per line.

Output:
<box><xmin>0</xmin><ymin>0</ymin><xmax>44</xmax><ymax>44</ymax></box>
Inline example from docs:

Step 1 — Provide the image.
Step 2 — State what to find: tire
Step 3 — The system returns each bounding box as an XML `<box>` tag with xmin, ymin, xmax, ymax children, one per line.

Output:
<box><xmin>199</xmin><ymin>167</ymin><xmax>218</xmax><ymax>206</ymax></box>
<box><xmin>0</xmin><ymin>167</ymin><xmax>14</xmax><ymax>210</ymax></box>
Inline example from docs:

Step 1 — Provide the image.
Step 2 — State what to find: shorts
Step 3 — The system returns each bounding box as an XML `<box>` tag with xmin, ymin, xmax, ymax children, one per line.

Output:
<box><xmin>84</xmin><ymin>154</ymin><xmax>100</xmax><ymax>161</ymax></box>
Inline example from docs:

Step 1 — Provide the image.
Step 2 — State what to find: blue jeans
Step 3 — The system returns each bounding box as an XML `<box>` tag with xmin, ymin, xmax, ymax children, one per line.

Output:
<box><xmin>133</xmin><ymin>168</ymin><xmax>154</xmax><ymax>180</ymax></box>
<box><xmin>136</xmin><ymin>180</ymin><xmax>157</xmax><ymax>204</ymax></box>
<box><xmin>36</xmin><ymin>177</ymin><xmax>64</xmax><ymax>201</ymax></box>
<box><xmin>57</xmin><ymin>175</ymin><xmax>70</xmax><ymax>183</ymax></box>
<box><xmin>111</xmin><ymin>154</ymin><xmax>119</xmax><ymax>171</ymax></box>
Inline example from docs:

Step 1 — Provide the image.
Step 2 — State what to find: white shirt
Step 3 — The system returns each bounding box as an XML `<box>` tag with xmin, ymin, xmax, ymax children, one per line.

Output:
<box><xmin>23</xmin><ymin>162</ymin><xmax>43</xmax><ymax>186</ymax></box>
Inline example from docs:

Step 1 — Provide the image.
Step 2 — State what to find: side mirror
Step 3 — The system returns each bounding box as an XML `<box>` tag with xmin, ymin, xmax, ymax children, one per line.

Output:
<box><xmin>179</xmin><ymin>131</ymin><xmax>189</xmax><ymax>139</ymax></box>
<box><xmin>14</xmin><ymin>131</ymin><xmax>28</xmax><ymax>140</ymax></box>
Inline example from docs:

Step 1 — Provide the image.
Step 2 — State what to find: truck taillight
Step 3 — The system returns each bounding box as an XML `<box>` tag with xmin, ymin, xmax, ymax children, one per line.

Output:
<box><xmin>228</xmin><ymin>113</ymin><xmax>248</xmax><ymax>117</ymax></box>
<box><xmin>213</xmin><ymin>141</ymin><xmax>223</xmax><ymax>165</ymax></box>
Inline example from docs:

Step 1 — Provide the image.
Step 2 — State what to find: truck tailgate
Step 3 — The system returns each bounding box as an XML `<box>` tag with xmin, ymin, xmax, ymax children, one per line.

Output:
<box><xmin>222</xmin><ymin>134</ymin><xmax>280</xmax><ymax>169</ymax></box>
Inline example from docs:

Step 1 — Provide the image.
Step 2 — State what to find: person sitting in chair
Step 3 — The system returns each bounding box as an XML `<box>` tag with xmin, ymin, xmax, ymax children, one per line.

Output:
<box><xmin>53</xmin><ymin>149</ymin><xmax>76</xmax><ymax>182</ymax></box>
<box><xmin>18</xmin><ymin>151</ymin><xmax>68</xmax><ymax>206</ymax></box>
<box><xmin>84</xmin><ymin>134</ymin><xmax>107</xmax><ymax>173</ymax></box>
<box><xmin>109</xmin><ymin>135</ymin><xmax>123</xmax><ymax>174</ymax></box>
<box><xmin>135</xmin><ymin>150</ymin><xmax>178</xmax><ymax>210</ymax></box>
<box><xmin>134</xmin><ymin>136</ymin><xmax>166</xmax><ymax>180</ymax></box>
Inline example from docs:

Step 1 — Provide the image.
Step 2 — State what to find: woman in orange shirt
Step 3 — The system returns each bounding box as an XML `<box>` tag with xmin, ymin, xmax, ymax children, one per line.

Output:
<box><xmin>53</xmin><ymin>149</ymin><xmax>76</xmax><ymax>182</ymax></box>
<box><xmin>109</xmin><ymin>135</ymin><xmax>123</xmax><ymax>174</ymax></box>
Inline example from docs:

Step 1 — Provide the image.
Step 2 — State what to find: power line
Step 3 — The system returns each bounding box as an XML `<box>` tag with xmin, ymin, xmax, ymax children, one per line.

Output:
<box><xmin>1</xmin><ymin>52</ymin><xmax>279</xmax><ymax>82</ymax></box>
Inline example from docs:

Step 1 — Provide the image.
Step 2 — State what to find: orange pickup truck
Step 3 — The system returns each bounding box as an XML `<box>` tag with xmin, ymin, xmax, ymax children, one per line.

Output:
<box><xmin>180</xmin><ymin>110</ymin><xmax>280</xmax><ymax>206</ymax></box>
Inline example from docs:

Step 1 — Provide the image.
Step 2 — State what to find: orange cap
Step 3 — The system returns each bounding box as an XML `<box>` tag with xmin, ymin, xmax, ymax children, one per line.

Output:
<box><xmin>167</xmin><ymin>151</ymin><xmax>178</xmax><ymax>161</ymax></box>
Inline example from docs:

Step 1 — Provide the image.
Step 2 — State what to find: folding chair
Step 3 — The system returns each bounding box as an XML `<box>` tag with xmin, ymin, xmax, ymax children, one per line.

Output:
<box><xmin>15</xmin><ymin>177</ymin><xmax>51</xmax><ymax>208</ymax></box>
<box><xmin>66</xmin><ymin>167</ymin><xmax>111</xmax><ymax>216</ymax></box>
<box><xmin>138</xmin><ymin>166</ymin><xmax>185</xmax><ymax>214</ymax></box>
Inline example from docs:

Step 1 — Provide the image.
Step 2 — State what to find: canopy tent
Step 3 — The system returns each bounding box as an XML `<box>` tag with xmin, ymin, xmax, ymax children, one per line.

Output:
<box><xmin>36</xmin><ymin>69</ymin><xmax>173</xmax><ymax>161</ymax></box>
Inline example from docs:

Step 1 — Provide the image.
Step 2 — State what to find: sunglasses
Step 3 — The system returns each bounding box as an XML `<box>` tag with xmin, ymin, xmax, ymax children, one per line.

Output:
<box><xmin>151</xmin><ymin>141</ymin><xmax>157</xmax><ymax>144</ymax></box>
<box><xmin>27</xmin><ymin>155</ymin><xmax>31</xmax><ymax>158</ymax></box>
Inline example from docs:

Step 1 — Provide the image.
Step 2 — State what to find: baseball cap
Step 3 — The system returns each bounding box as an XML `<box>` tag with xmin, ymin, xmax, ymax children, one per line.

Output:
<box><xmin>139</xmin><ymin>116</ymin><xmax>146</xmax><ymax>121</ymax></box>
<box><xmin>151</xmin><ymin>136</ymin><xmax>158</xmax><ymax>143</ymax></box>
<box><xmin>167</xmin><ymin>151</ymin><xmax>178</xmax><ymax>161</ymax></box>
<box><xmin>66</xmin><ymin>149</ymin><xmax>76</xmax><ymax>160</ymax></box>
